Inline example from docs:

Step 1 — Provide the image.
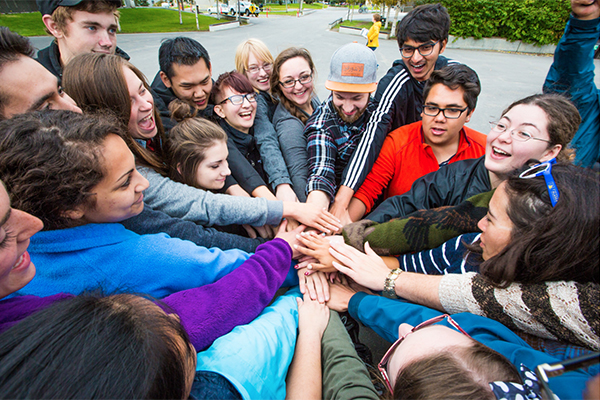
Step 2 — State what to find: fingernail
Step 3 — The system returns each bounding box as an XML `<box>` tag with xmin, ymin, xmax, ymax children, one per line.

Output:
<box><xmin>305</xmin><ymin>271</ymin><xmax>310</xmax><ymax>276</ymax></box>
<box><xmin>307</xmin><ymin>264</ymin><xmax>312</xmax><ymax>270</ymax></box>
<box><xmin>293</xmin><ymin>244</ymin><xmax>298</xmax><ymax>249</ymax></box>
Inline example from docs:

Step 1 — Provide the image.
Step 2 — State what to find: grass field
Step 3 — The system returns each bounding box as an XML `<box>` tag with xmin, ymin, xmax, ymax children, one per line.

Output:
<box><xmin>0</xmin><ymin>8</ymin><xmax>223</xmax><ymax>36</ymax></box>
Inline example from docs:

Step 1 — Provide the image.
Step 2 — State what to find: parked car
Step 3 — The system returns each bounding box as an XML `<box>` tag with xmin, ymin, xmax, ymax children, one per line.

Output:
<box><xmin>207</xmin><ymin>3</ymin><xmax>229</xmax><ymax>14</ymax></box>
<box><xmin>229</xmin><ymin>0</ymin><xmax>260</xmax><ymax>16</ymax></box>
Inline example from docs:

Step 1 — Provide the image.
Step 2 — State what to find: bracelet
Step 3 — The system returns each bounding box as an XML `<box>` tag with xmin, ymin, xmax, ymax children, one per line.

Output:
<box><xmin>382</xmin><ymin>268</ymin><xmax>402</xmax><ymax>299</ymax></box>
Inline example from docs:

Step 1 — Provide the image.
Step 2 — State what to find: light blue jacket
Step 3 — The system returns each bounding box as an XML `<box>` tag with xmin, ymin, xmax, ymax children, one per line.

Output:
<box><xmin>16</xmin><ymin>223</ymin><xmax>250</xmax><ymax>298</ymax></box>
<box><xmin>544</xmin><ymin>15</ymin><xmax>600</xmax><ymax>167</ymax></box>
<box><xmin>349</xmin><ymin>292</ymin><xmax>593</xmax><ymax>400</ymax></box>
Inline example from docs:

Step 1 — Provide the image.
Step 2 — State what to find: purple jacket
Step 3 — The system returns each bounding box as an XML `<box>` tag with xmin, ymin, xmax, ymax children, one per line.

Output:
<box><xmin>0</xmin><ymin>239</ymin><xmax>292</xmax><ymax>351</ymax></box>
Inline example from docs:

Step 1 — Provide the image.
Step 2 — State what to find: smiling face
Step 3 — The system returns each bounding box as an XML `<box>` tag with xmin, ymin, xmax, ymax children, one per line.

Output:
<box><xmin>73</xmin><ymin>134</ymin><xmax>149</xmax><ymax>224</ymax></box>
<box><xmin>477</xmin><ymin>182</ymin><xmax>513</xmax><ymax>260</ymax></box>
<box><xmin>0</xmin><ymin>182</ymin><xmax>43</xmax><ymax>299</ymax></box>
<box><xmin>123</xmin><ymin>66</ymin><xmax>157</xmax><ymax>140</ymax></box>
<box><xmin>192</xmin><ymin>140</ymin><xmax>231</xmax><ymax>190</ymax></box>
<box><xmin>245</xmin><ymin>52</ymin><xmax>272</xmax><ymax>92</ymax></box>
<box><xmin>51</xmin><ymin>10</ymin><xmax>118</xmax><ymax>66</ymax></box>
<box><xmin>0</xmin><ymin>56</ymin><xmax>82</xmax><ymax>119</ymax></box>
<box><xmin>332</xmin><ymin>91</ymin><xmax>370</xmax><ymax>123</ymax></box>
<box><xmin>401</xmin><ymin>38</ymin><xmax>446</xmax><ymax>82</ymax></box>
<box><xmin>421</xmin><ymin>83</ymin><xmax>472</xmax><ymax>149</ymax></box>
<box><xmin>161</xmin><ymin>59</ymin><xmax>213</xmax><ymax>110</ymax></box>
<box><xmin>485</xmin><ymin>104</ymin><xmax>560</xmax><ymax>185</ymax></box>
<box><xmin>213</xmin><ymin>86</ymin><xmax>256</xmax><ymax>134</ymax></box>
<box><xmin>386</xmin><ymin>324</ymin><xmax>474</xmax><ymax>389</ymax></box>
<box><xmin>278</xmin><ymin>56</ymin><xmax>314</xmax><ymax>109</ymax></box>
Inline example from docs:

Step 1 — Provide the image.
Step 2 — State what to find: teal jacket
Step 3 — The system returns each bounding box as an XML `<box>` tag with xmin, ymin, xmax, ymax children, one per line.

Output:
<box><xmin>544</xmin><ymin>15</ymin><xmax>600</xmax><ymax>168</ymax></box>
<box><xmin>15</xmin><ymin>223</ymin><xmax>250</xmax><ymax>298</ymax></box>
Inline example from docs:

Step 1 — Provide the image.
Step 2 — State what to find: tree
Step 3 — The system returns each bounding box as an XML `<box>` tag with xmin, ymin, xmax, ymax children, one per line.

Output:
<box><xmin>390</xmin><ymin>0</ymin><xmax>413</xmax><ymax>35</ymax></box>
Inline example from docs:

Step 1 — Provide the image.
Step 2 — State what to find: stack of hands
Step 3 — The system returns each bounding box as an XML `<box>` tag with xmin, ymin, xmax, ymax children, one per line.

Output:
<box><xmin>284</xmin><ymin>230</ymin><xmax>395</xmax><ymax>311</ymax></box>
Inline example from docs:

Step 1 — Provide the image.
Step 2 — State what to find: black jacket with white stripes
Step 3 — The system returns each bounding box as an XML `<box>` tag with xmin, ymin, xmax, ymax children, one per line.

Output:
<box><xmin>341</xmin><ymin>56</ymin><xmax>459</xmax><ymax>191</ymax></box>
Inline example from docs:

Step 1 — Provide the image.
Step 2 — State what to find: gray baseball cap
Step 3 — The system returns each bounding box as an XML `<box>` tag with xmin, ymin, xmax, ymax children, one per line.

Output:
<box><xmin>37</xmin><ymin>0</ymin><xmax>122</xmax><ymax>16</ymax></box>
<box><xmin>325</xmin><ymin>42</ymin><xmax>377</xmax><ymax>93</ymax></box>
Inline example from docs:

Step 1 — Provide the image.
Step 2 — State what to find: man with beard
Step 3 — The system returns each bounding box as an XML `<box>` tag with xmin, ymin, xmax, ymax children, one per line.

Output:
<box><xmin>348</xmin><ymin>64</ymin><xmax>486</xmax><ymax>220</ymax></box>
<box><xmin>304</xmin><ymin>43</ymin><xmax>377</xmax><ymax>211</ymax></box>
<box><xmin>330</xmin><ymin>4</ymin><xmax>459</xmax><ymax>224</ymax></box>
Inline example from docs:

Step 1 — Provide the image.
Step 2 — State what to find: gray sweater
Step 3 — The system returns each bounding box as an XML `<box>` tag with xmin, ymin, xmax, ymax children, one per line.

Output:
<box><xmin>272</xmin><ymin>96</ymin><xmax>320</xmax><ymax>202</ymax></box>
<box><xmin>140</xmin><ymin>167</ymin><xmax>283</xmax><ymax>226</ymax></box>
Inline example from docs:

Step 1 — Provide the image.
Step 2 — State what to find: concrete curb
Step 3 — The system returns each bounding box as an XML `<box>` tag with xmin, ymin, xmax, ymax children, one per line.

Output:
<box><xmin>446</xmin><ymin>35</ymin><xmax>556</xmax><ymax>55</ymax></box>
<box><xmin>209</xmin><ymin>21</ymin><xmax>240</xmax><ymax>31</ymax></box>
<box><xmin>337</xmin><ymin>26</ymin><xmax>556</xmax><ymax>55</ymax></box>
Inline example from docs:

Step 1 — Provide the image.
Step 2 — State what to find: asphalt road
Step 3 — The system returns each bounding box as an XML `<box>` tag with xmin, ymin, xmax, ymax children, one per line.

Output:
<box><xmin>29</xmin><ymin>7</ymin><xmax>600</xmax><ymax>134</ymax></box>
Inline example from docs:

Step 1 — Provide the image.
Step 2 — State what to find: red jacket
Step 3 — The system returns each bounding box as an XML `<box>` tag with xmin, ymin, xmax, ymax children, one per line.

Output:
<box><xmin>354</xmin><ymin>121</ymin><xmax>486</xmax><ymax>213</ymax></box>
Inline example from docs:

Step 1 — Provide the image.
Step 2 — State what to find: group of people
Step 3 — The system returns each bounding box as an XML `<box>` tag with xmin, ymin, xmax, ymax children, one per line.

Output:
<box><xmin>0</xmin><ymin>0</ymin><xmax>598</xmax><ymax>398</ymax></box>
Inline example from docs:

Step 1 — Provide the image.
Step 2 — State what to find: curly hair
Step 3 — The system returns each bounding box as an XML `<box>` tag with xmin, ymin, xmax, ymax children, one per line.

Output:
<box><xmin>270</xmin><ymin>47</ymin><xmax>316</xmax><ymax>124</ymax></box>
<box><xmin>0</xmin><ymin>110</ymin><xmax>125</xmax><ymax>230</ymax></box>
<box><xmin>472</xmin><ymin>163</ymin><xmax>599</xmax><ymax>287</ymax></box>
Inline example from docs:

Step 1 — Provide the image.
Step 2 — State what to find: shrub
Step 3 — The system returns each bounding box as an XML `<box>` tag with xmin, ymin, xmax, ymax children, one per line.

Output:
<box><xmin>416</xmin><ymin>0</ymin><xmax>570</xmax><ymax>45</ymax></box>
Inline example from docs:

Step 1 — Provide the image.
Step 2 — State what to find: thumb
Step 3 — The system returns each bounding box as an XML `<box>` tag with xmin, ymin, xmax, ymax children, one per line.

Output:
<box><xmin>364</xmin><ymin>241</ymin><xmax>376</xmax><ymax>255</ymax></box>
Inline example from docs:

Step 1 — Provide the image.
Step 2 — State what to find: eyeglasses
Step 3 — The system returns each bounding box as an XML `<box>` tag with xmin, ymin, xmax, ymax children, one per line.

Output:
<box><xmin>400</xmin><ymin>41</ymin><xmax>439</xmax><ymax>58</ymax></box>
<box><xmin>218</xmin><ymin>92</ymin><xmax>257</xmax><ymax>105</ymax></box>
<box><xmin>246</xmin><ymin>63</ymin><xmax>273</xmax><ymax>75</ymax></box>
<box><xmin>489</xmin><ymin>121</ymin><xmax>553</xmax><ymax>143</ymax></box>
<box><xmin>279</xmin><ymin>73</ymin><xmax>313</xmax><ymax>89</ymax></box>
<box><xmin>377</xmin><ymin>314</ymin><xmax>471</xmax><ymax>395</ymax></box>
<box><xmin>423</xmin><ymin>105</ymin><xmax>469</xmax><ymax>119</ymax></box>
<box><xmin>535</xmin><ymin>352</ymin><xmax>599</xmax><ymax>400</ymax></box>
<box><xmin>519</xmin><ymin>158</ymin><xmax>560</xmax><ymax>207</ymax></box>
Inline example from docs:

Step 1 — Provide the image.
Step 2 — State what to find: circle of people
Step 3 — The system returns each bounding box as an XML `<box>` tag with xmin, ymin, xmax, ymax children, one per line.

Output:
<box><xmin>0</xmin><ymin>0</ymin><xmax>598</xmax><ymax>399</ymax></box>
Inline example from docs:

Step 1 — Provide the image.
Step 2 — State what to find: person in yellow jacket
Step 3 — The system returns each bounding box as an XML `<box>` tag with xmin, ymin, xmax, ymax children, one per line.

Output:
<box><xmin>367</xmin><ymin>14</ymin><xmax>382</xmax><ymax>51</ymax></box>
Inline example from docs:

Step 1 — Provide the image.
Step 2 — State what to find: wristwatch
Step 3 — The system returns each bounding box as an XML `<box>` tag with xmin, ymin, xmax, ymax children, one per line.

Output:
<box><xmin>383</xmin><ymin>268</ymin><xmax>402</xmax><ymax>299</ymax></box>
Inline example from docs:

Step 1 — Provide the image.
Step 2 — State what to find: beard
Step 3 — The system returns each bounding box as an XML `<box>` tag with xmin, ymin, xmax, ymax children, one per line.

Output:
<box><xmin>334</xmin><ymin>102</ymin><xmax>368</xmax><ymax>124</ymax></box>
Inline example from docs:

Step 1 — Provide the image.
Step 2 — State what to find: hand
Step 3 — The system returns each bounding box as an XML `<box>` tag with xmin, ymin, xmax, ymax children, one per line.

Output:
<box><xmin>329</xmin><ymin>241</ymin><xmax>391</xmax><ymax>291</ymax></box>
<box><xmin>276</xmin><ymin>184</ymin><xmax>299</xmax><ymax>202</ymax></box>
<box><xmin>328</xmin><ymin>201</ymin><xmax>353</xmax><ymax>227</ymax></box>
<box><xmin>296</xmin><ymin>254</ymin><xmax>318</xmax><ymax>270</ymax></box>
<box><xmin>326</xmin><ymin>277</ymin><xmax>357</xmax><ymax>312</ymax></box>
<box><xmin>285</xmin><ymin>217</ymin><xmax>300</xmax><ymax>231</ymax></box>
<box><xmin>297</xmin><ymin>293</ymin><xmax>330</xmax><ymax>336</ymax></box>
<box><xmin>572</xmin><ymin>0</ymin><xmax>600</xmax><ymax>19</ymax></box>
<box><xmin>298</xmin><ymin>269</ymin><xmax>330</xmax><ymax>303</ymax></box>
<box><xmin>275</xmin><ymin>219</ymin><xmax>306</xmax><ymax>258</ymax></box>
<box><xmin>289</xmin><ymin>203</ymin><xmax>343</xmax><ymax>234</ymax></box>
<box><xmin>294</xmin><ymin>231</ymin><xmax>337</xmax><ymax>273</ymax></box>
<box><xmin>243</xmin><ymin>224</ymin><xmax>275</xmax><ymax>239</ymax></box>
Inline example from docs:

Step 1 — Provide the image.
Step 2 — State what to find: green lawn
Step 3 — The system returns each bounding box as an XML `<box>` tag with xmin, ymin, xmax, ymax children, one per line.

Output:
<box><xmin>0</xmin><ymin>8</ymin><xmax>223</xmax><ymax>37</ymax></box>
<box><xmin>334</xmin><ymin>19</ymin><xmax>390</xmax><ymax>33</ymax></box>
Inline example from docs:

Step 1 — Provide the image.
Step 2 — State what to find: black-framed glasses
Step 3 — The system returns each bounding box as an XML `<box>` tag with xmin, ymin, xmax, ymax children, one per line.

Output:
<box><xmin>535</xmin><ymin>352</ymin><xmax>599</xmax><ymax>400</ymax></box>
<box><xmin>377</xmin><ymin>314</ymin><xmax>471</xmax><ymax>395</ymax></box>
<box><xmin>219</xmin><ymin>92</ymin><xmax>257</xmax><ymax>105</ymax></box>
<box><xmin>423</xmin><ymin>105</ymin><xmax>469</xmax><ymax>119</ymax></box>
<box><xmin>279</xmin><ymin>73</ymin><xmax>313</xmax><ymax>89</ymax></box>
<box><xmin>246</xmin><ymin>63</ymin><xmax>273</xmax><ymax>74</ymax></box>
<box><xmin>489</xmin><ymin>121</ymin><xmax>553</xmax><ymax>143</ymax></box>
<box><xmin>400</xmin><ymin>41</ymin><xmax>438</xmax><ymax>58</ymax></box>
<box><xmin>519</xmin><ymin>158</ymin><xmax>560</xmax><ymax>207</ymax></box>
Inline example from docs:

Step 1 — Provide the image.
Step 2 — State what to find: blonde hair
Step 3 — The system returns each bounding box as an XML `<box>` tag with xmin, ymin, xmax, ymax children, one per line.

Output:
<box><xmin>167</xmin><ymin>99</ymin><xmax>228</xmax><ymax>188</ymax></box>
<box><xmin>234</xmin><ymin>38</ymin><xmax>274</xmax><ymax>75</ymax></box>
<box><xmin>47</xmin><ymin>1</ymin><xmax>120</xmax><ymax>36</ymax></box>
